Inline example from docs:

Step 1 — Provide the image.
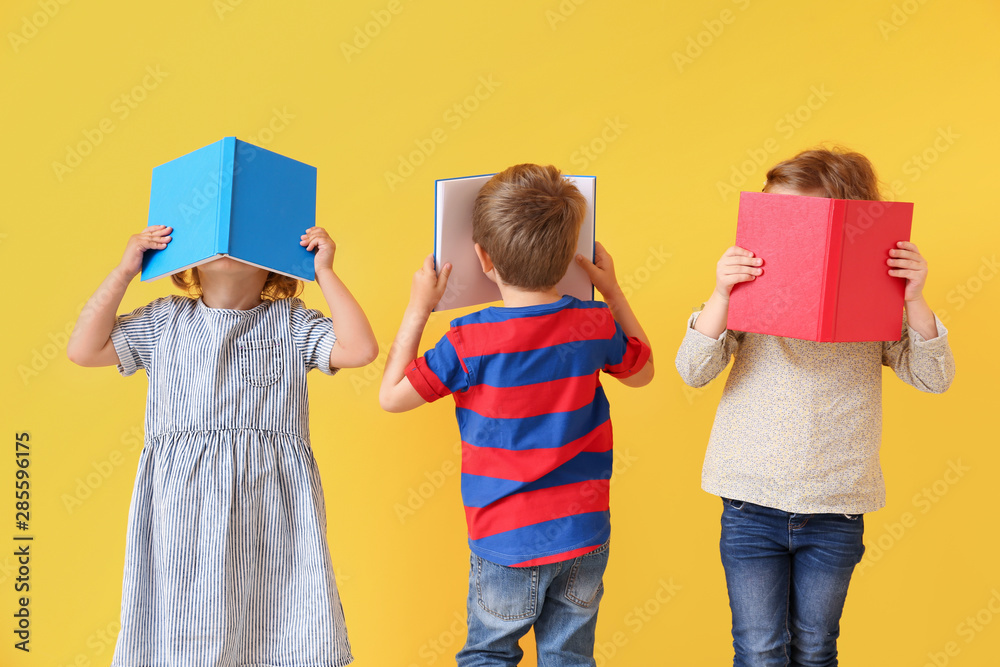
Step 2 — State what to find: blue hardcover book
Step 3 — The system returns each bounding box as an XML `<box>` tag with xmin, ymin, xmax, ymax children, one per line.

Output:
<box><xmin>141</xmin><ymin>137</ymin><xmax>317</xmax><ymax>282</ymax></box>
<box><xmin>433</xmin><ymin>173</ymin><xmax>596</xmax><ymax>311</ymax></box>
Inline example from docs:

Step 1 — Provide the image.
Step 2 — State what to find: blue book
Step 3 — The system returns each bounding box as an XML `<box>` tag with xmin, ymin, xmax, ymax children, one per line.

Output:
<box><xmin>433</xmin><ymin>173</ymin><xmax>596</xmax><ymax>310</ymax></box>
<box><xmin>141</xmin><ymin>137</ymin><xmax>317</xmax><ymax>282</ymax></box>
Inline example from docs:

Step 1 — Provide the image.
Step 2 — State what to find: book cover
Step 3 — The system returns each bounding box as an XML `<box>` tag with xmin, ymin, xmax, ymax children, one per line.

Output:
<box><xmin>727</xmin><ymin>191</ymin><xmax>913</xmax><ymax>342</ymax></box>
<box><xmin>433</xmin><ymin>173</ymin><xmax>596</xmax><ymax>311</ymax></box>
<box><xmin>141</xmin><ymin>137</ymin><xmax>317</xmax><ymax>282</ymax></box>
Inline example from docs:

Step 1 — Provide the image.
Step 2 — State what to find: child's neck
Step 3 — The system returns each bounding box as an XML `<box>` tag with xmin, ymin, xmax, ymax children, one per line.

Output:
<box><xmin>200</xmin><ymin>275</ymin><xmax>266</xmax><ymax>310</ymax></box>
<box><xmin>497</xmin><ymin>284</ymin><xmax>562</xmax><ymax>308</ymax></box>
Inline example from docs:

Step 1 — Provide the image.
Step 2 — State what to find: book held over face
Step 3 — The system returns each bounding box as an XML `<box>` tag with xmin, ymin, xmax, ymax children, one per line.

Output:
<box><xmin>433</xmin><ymin>173</ymin><xmax>596</xmax><ymax>311</ymax></box>
<box><xmin>141</xmin><ymin>137</ymin><xmax>317</xmax><ymax>282</ymax></box>
<box><xmin>727</xmin><ymin>191</ymin><xmax>913</xmax><ymax>342</ymax></box>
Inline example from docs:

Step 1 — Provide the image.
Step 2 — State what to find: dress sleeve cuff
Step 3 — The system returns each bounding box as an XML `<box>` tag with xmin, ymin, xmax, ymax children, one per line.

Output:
<box><xmin>315</xmin><ymin>329</ymin><xmax>339</xmax><ymax>376</ymax></box>
<box><xmin>685</xmin><ymin>311</ymin><xmax>728</xmax><ymax>344</ymax></box>
<box><xmin>110</xmin><ymin>322</ymin><xmax>139</xmax><ymax>377</ymax></box>
<box><xmin>907</xmin><ymin>315</ymin><xmax>950</xmax><ymax>349</ymax></box>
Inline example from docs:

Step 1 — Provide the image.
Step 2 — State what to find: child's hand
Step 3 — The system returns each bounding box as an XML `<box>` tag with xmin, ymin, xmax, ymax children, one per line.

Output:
<box><xmin>714</xmin><ymin>246</ymin><xmax>762</xmax><ymax>300</ymax></box>
<box><xmin>301</xmin><ymin>226</ymin><xmax>336</xmax><ymax>272</ymax></box>
<box><xmin>410</xmin><ymin>254</ymin><xmax>451</xmax><ymax>315</ymax></box>
<box><xmin>888</xmin><ymin>241</ymin><xmax>928</xmax><ymax>302</ymax></box>
<box><xmin>576</xmin><ymin>241</ymin><xmax>623</xmax><ymax>301</ymax></box>
<box><xmin>118</xmin><ymin>225</ymin><xmax>172</xmax><ymax>277</ymax></box>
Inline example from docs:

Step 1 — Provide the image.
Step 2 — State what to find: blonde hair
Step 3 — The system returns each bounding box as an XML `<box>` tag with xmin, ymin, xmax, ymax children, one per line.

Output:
<box><xmin>171</xmin><ymin>268</ymin><xmax>303</xmax><ymax>300</ymax></box>
<box><xmin>472</xmin><ymin>164</ymin><xmax>586</xmax><ymax>290</ymax></box>
<box><xmin>764</xmin><ymin>147</ymin><xmax>883</xmax><ymax>201</ymax></box>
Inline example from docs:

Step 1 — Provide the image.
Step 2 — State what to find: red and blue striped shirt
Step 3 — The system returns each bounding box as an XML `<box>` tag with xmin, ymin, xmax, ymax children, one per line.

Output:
<box><xmin>405</xmin><ymin>296</ymin><xmax>651</xmax><ymax>567</ymax></box>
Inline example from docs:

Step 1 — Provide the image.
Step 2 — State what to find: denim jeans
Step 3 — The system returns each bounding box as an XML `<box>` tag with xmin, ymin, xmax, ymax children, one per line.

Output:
<box><xmin>456</xmin><ymin>541</ymin><xmax>609</xmax><ymax>667</ymax></box>
<box><xmin>719</xmin><ymin>498</ymin><xmax>865</xmax><ymax>667</ymax></box>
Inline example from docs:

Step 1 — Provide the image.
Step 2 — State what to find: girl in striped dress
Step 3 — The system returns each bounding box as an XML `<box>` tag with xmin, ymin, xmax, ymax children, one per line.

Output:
<box><xmin>68</xmin><ymin>224</ymin><xmax>377</xmax><ymax>666</ymax></box>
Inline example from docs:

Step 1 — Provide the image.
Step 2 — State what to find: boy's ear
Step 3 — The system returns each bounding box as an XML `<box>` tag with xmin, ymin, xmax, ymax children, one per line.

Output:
<box><xmin>474</xmin><ymin>243</ymin><xmax>494</xmax><ymax>274</ymax></box>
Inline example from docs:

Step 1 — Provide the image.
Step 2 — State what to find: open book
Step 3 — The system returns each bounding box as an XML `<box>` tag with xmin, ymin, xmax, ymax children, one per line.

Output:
<box><xmin>433</xmin><ymin>173</ymin><xmax>596</xmax><ymax>311</ymax></box>
<box><xmin>727</xmin><ymin>191</ymin><xmax>913</xmax><ymax>342</ymax></box>
<box><xmin>141</xmin><ymin>137</ymin><xmax>317</xmax><ymax>282</ymax></box>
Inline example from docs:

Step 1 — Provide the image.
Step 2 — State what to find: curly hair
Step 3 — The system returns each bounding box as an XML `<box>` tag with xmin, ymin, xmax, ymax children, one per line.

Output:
<box><xmin>171</xmin><ymin>267</ymin><xmax>302</xmax><ymax>300</ymax></box>
<box><xmin>764</xmin><ymin>147</ymin><xmax>883</xmax><ymax>201</ymax></box>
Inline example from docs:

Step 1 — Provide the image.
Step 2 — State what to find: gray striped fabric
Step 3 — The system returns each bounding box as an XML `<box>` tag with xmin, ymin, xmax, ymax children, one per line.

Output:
<box><xmin>108</xmin><ymin>296</ymin><xmax>353</xmax><ymax>666</ymax></box>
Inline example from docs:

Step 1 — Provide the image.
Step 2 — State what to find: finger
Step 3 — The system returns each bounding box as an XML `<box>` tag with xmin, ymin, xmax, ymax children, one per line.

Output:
<box><xmin>896</xmin><ymin>241</ymin><xmax>919</xmax><ymax>252</ymax></box>
<box><xmin>726</xmin><ymin>246</ymin><xmax>755</xmax><ymax>258</ymax></box>
<box><xmin>887</xmin><ymin>260</ymin><xmax>925</xmax><ymax>271</ymax></box>
<box><xmin>438</xmin><ymin>263</ymin><xmax>453</xmax><ymax>285</ymax></box>
<box><xmin>722</xmin><ymin>256</ymin><xmax>762</xmax><ymax>268</ymax></box>
<box><xmin>888</xmin><ymin>269</ymin><xmax>921</xmax><ymax>279</ymax></box>
<box><xmin>723</xmin><ymin>267</ymin><xmax>762</xmax><ymax>277</ymax></box>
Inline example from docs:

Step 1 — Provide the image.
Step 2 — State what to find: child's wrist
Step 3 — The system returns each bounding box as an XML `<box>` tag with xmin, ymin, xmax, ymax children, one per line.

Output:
<box><xmin>711</xmin><ymin>287</ymin><xmax>731</xmax><ymax>304</ymax></box>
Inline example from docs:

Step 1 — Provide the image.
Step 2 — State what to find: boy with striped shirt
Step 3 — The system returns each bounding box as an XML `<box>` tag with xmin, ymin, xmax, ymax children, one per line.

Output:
<box><xmin>380</xmin><ymin>163</ymin><xmax>653</xmax><ymax>666</ymax></box>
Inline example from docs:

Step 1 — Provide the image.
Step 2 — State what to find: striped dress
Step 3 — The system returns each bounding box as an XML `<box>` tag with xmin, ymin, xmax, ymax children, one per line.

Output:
<box><xmin>109</xmin><ymin>295</ymin><xmax>352</xmax><ymax>667</ymax></box>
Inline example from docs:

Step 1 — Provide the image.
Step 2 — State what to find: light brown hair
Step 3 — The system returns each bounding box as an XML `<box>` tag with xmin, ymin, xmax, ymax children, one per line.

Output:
<box><xmin>171</xmin><ymin>267</ymin><xmax>302</xmax><ymax>300</ymax></box>
<box><xmin>472</xmin><ymin>164</ymin><xmax>586</xmax><ymax>290</ymax></box>
<box><xmin>764</xmin><ymin>147</ymin><xmax>883</xmax><ymax>201</ymax></box>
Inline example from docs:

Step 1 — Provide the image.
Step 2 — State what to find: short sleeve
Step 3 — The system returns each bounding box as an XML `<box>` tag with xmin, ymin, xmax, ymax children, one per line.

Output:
<box><xmin>405</xmin><ymin>331</ymin><xmax>470</xmax><ymax>403</ymax></box>
<box><xmin>289</xmin><ymin>298</ymin><xmax>338</xmax><ymax>375</ymax></box>
<box><xmin>110</xmin><ymin>296</ymin><xmax>178</xmax><ymax>377</ymax></box>
<box><xmin>602</xmin><ymin>319</ymin><xmax>651</xmax><ymax>379</ymax></box>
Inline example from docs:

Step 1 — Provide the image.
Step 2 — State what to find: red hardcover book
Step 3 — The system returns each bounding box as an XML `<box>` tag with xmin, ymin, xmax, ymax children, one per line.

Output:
<box><xmin>727</xmin><ymin>191</ymin><xmax>913</xmax><ymax>342</ymax></box>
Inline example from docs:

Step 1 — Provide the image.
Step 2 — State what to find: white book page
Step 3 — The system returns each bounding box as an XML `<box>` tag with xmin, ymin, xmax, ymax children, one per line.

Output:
<box><xmin>434</xmin><ymin>174</ymin><xmax>596</xmax><ymax>311</ymax></box>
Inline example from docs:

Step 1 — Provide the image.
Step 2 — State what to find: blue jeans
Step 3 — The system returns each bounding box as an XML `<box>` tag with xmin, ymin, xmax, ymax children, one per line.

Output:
<box><xmin>456</xmin><ymin>542</ymin><xmax>609</xmax><ymax>667</ymax></box>
<box><xmin>720</xmin><ymin>498</ymin><xmax>865</xmax><ymax>667</ymax></box>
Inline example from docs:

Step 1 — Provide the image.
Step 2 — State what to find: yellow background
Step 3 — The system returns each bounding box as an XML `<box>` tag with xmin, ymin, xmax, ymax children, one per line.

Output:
<box><xmin>2</xmin><ymin>0</ymin><xmax>998</xmax><ymax>665</ymax></box>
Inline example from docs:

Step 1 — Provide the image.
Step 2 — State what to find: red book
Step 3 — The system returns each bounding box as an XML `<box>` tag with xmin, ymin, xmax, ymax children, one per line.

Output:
<box><xmin>727</xmin><ymin>192</ymin><xmax>913</xmax><ymax>342</ymax></box>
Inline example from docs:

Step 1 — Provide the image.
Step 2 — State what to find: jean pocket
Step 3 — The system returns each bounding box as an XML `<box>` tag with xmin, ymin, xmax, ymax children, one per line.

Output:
<box><xmin>564</xmin><ymin>541</ymin><xmax>609</xmax><ymax>608</ymax></box>
<box><xmin>722</xmin><ymin>497</ymin><xmax>746</xmax><ymax>511</ymax></box>
<box><xmin>475</xmin><ymin>556</ymin><xmax>539</xmax><ymax>621</ymax></box>
<box><xmin>238</xmin><ymin>339</ymin><xmax>282</xmax><ymax>387</ymax></box>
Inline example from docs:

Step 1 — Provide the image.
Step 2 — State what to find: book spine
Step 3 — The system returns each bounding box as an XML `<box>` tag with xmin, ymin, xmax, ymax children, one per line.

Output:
<box><xmin>216</xmin><ymin>137</ymin><xmax>237</xmax><ymax>254</ymax></box>
<box><xmin>817</xmin><ymin>200</ymin><xmax>846</xmax><ymax>341</ymax></box>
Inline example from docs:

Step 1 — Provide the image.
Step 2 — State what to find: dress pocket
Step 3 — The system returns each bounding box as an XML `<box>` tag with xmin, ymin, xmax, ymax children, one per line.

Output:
<box><xmin>238</xmin><ymin>339</ymin><xmax>282</xmax><ymax>387</ymax></box>
<box><xmin>474</xmin><ymin>556</ymin><xmax>539</xmax><ymax>621</ymax></box>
